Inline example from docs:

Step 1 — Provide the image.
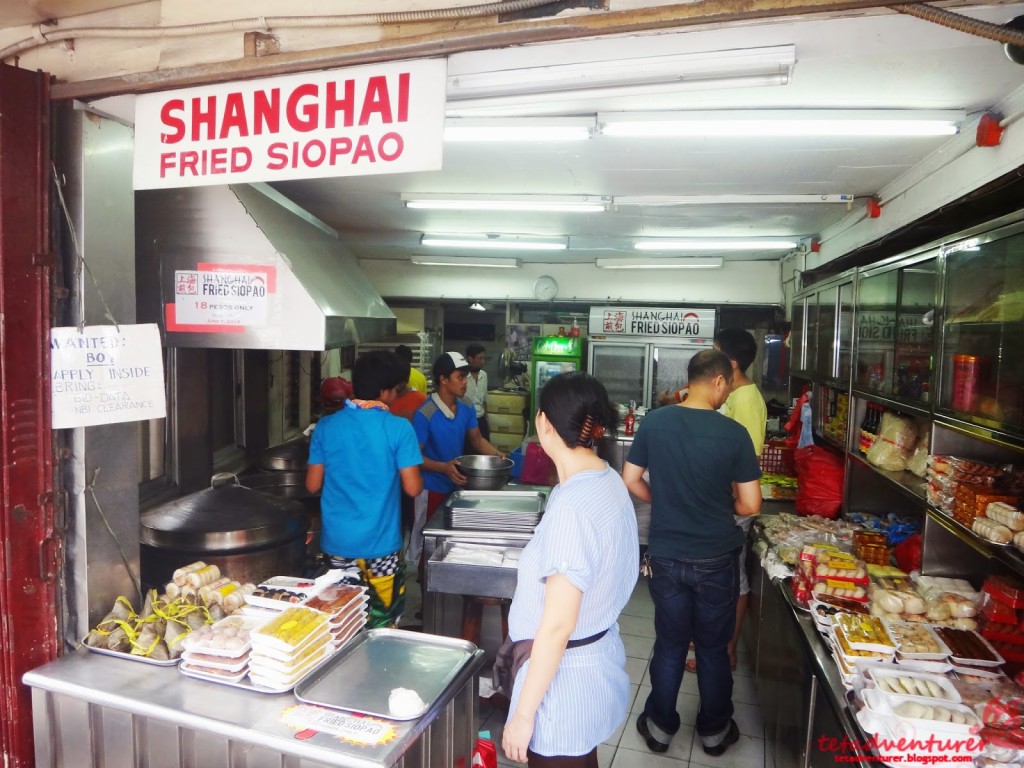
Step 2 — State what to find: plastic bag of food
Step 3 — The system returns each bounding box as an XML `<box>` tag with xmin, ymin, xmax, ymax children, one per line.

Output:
<box><xmin>866</xmin><ymin>412</ymin><xmax>919</xmax><ymax>472</ymax></box>
<box><xmin>906</xmin><ymin>428</ymin><xmax>930</xmax><ymax>478</ymax></box>
<box><xmin>794</xmin><ymin>446</ymin><xmax>844</xmax><ymax>519</ymax></box>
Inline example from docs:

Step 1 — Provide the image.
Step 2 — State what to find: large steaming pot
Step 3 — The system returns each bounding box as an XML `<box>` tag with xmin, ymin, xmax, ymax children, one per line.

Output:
<box><xmin>140</xmin><ymin>476</ymin><xmax>308</xmax><ymax>588</ymax></box>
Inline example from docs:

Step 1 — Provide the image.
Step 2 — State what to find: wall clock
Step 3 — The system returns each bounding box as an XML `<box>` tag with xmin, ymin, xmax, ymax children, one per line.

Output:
<box><xmin>533</xmin><ymin>275</ymin><xmax>558</xmax><ymax>302</ymax></box>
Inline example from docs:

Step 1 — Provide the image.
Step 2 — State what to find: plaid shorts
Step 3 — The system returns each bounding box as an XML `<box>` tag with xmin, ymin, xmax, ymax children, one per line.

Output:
<box><xmin>326</xmin><ymin>550</ymin><xmax>406</xmax><ymax>628</ymax></box>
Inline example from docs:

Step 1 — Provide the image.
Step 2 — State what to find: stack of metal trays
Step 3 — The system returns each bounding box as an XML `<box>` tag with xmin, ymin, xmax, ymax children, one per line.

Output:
<box><xmin>444</xmin><ymin>490</ymin><xmax>545</xmax><ymax>532</ymax></box>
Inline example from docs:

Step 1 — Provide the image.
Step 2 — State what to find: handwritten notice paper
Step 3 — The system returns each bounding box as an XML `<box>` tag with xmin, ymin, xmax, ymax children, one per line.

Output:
<box><xmin>51</xmin><ymin>324</ymin><xmax>166</xmax><ymax>428</ymax></box>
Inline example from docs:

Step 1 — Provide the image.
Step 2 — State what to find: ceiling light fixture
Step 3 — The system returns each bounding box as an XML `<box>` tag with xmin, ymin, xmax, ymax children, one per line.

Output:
<box><xmin>402</xmin><ymin>194</ymin><xmax>610</xmax><ymax>213</ymax></box>
<box><xmin>446</xmin><ymin>46</ymin><xmax>795</xmax><ymax>102</ymax></box>
<box><xmin>420</xmin><ymin>234</ymin><xmax>568</xmax><ymax>251</ymax></box>
<box><xmin>469</xmin><ymin>302</ymin><xmax>487</xmax><ymax>311</ymax></box>
<box><xmin>633</xmin><ymin>239</ymin><xmax>798</xmax><ymax>251</ymax></box>
<box><xmin>599</xmin><ymin>109</ymin><xmax>964</xmax><ymax>138</ymax></box>
<box><xmin>615</xmin><ymin>194</ymin><xmax>855</xmax><ymax>206</ymax></box>
<box><xmin>411</xmin><ymin>255</ymin><xmax>521</xmax><ymax>268</ymax></box>
<box><xmin>596</xmin><ymin>257</ymin><xmax>724</xmax><ymax>269</ymax></box>
<box><xmin>444</xmin><ymin>117</ymin><xmax>595</xmax><ymax>142</ymax></box>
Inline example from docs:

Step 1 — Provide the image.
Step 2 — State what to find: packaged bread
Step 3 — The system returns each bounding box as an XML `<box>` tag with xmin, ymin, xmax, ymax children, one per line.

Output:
<box><xmin>984</xmin><ymin>502</ymin><xmax>1024</xmax><ymax>532</ymax></box>
<box><xmin>1015</xmin><ymin>530</ymin><xmax>1024</xmax><ymax>552</ymax></box>
<box><xmin>973</xmin><ymin>517</ymin><xmax>1013</xmax><ymax>544</ymax></box>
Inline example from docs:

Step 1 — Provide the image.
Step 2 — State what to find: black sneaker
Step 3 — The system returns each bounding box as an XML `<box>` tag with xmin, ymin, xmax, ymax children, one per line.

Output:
<box><xmin>636</xmin><ymin>714</ymin><xmax>670</xmax><ymax>753</ymax></box>
<box><xmin>701</xmin><ymin>719</ymin><xmax>740</xmax><ymax>757</ymax></box>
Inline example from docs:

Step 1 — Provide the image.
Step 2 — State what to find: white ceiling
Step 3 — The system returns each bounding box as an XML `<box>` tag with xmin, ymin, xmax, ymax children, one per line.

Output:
<box><xmin>18</xmin><ymin>1</ymin><xmax>1024</xmax><ymax>271</ymax></box>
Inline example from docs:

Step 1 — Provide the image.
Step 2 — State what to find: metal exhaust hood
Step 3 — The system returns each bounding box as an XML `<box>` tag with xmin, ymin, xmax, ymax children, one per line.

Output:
<box><xmin>138</xmin><ymin>183</ymin><xmax>395</xmax><ymax>350</ymax></box>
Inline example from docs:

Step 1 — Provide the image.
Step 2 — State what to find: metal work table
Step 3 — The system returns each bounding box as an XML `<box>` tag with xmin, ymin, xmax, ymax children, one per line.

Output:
<box><xmin>421</xmin><ymin>486</ymin><xmax>545</xmax><ymax>636</ymax></box>
<box><xmin>24</xmin><ymin>644</ymin><xmax>484</xmax><ymax>768</ymax></box>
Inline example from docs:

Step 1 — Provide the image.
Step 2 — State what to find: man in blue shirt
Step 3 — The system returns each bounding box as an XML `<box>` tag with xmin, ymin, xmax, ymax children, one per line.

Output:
<box><xmin>623</xmin><ymin>349</ymin><xmax>762</xmax><ymax>758</ymax></box>
<box><xmin>408</xmin><ymin>352</ymin><xmax>504</xmax><ymax>564</ymax></box>
<box><xmin>306</xmin><ymin>350</ymin><xmax>423</xmax><ymax>628</ymax></box>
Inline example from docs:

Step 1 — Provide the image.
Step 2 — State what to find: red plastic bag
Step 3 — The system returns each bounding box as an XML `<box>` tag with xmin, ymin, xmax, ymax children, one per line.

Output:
<box><xmin>794</xmin><ymin>446</ymin><xmax>845</xmax><ymax>519</ymax></box>
<box><xmin>893</xmin><ymin>533</ymin><xmax>922</xmax><ymax>573</ymax></box>
<box><xmin>520</xmin><ymin>440</ymin><xmax>558</xmax><ymax>486</ymax></box>
<box><xmin>472</xmin><ymin>738</ymin><xmax>498</xmax><ymax>768</ymax></box>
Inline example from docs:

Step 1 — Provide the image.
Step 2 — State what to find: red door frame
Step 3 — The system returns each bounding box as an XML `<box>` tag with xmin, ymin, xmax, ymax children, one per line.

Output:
<box><xmin>0</xmin><ymin>63</ymin><xmax>58</xmax><ymax>766</ymax></box>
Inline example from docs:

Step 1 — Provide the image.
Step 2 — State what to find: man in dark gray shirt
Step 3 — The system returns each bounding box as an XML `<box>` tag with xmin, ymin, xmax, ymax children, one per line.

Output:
<box><xmin>623</xmin><ymin>349</ymin><xmax>762</xmax><ymax>758</ymax></box>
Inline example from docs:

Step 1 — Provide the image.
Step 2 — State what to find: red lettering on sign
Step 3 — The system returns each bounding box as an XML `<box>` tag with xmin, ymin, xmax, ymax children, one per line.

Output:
<box><xmin>267</xmin><ymin>142</ymin><xmax>288</xmax><ymax>170</ymax></box>
<box><xmin>231</xmin><ymin>147</ymin><xmax>253</xmax><ymax>172</ymax></box>
<box><xmin>253</xmin><ymin>90</ymin><xmax>280</xmax><ymax>136</ymax></box>
<box><xmin>325</xmin><ymin>80</ymin><xmax>355</xmax><ymax>129</ymax></box>
<box><xmin>160</xmin><ymin>152</ymin><xmax>176</xmax><ymax>177</ymax></box>
<box><xmin>360</xmin><ymin>76</ymin><xmax>391</xmax><ymax>125</ymax></box>
<box><xmin>287</xmin><ymin>84</ymin><xmax>319</xmax><ymax>132</ymax></box>
<box><xmin>397</xmin><ymin>73</ymin><xmax>409</xmax><ymax>123</ymax></box>
<box><xmin>180</xmin><ymin>151</ymin><xmax>199</xmax><ymax>176</ymax></box>
<box><xmin>160</xmin><ymin>99</ymin><xmax>186</xmax><ymax>143</ymax></box>
<box><xmin>379</xmin><ymin>132</ymin><xmax>403</xmax><ymax>161</ymax></box>
<box><xmin>219</xmin><ymin>93</ymin><xmax>249</xmax><ymax>139</ymax></box>
<box><xmin>209</xmin><ymin>147</ymin><xmax>227</xmax><ymax>174</ymax></box>
<box><xmin>191</xmin><ymin>95</ymin><xmax>218</xmax><ymax>142</ymax></box>
<box><xmin>352</xmin><ymin>135</ymin><xmax>376</xmax><ymax>163</ymax></box>
<box><xmin>330</xmin><ymin>136</ymin><xmax>352</xmax><ymax>163</ymax></box>
<box><xmin>303</xmin><ymin>140</ymin><xmax>326</xmax><ymax>167</ymax></box>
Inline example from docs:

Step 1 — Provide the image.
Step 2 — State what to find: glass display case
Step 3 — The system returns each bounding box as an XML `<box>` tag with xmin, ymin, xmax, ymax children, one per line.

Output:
<box><xmin>939</xmin><ymin>225</ymin><xmax>1024</xmax><ymax>434</ymax></box>
<box><xmin>837</xmin><ymin>282</ymin><xmax>855</xmax><ymax>384</ymax></box>
<box><xmin>815</xmin><ymin>284</ymin><xmax>837</xmax><ymax>381</ymax></box>
<box><xmin>852</xmin><ymin>256</ymin><xmax>937</xmax><ymax>407</ymax></box>
<box><xmin>791</xmin><ymin>297</ymin><xmax>808</xmax><ymax>375</ymax></box>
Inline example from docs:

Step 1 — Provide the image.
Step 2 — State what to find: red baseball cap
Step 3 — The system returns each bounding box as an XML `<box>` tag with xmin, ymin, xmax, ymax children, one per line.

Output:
<box><xmin>320</xmin><ymin>377</ymin><xmax>352</xmax><ymax>405</ymax></box>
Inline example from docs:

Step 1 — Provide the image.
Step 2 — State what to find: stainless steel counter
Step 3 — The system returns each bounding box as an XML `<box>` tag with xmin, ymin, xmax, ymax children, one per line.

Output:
<box><xmin>24</xmin><ymin>643</ymin><xmax>484</xmax><ymax>768</ymax></box>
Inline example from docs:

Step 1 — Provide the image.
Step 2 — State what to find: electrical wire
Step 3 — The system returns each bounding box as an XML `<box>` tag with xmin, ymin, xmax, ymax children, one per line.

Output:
<box><xmin>0</xmin><ymin>0</ymin><xmax>562</xmax><ymax>62</ymax></box>
<box><xmin>889</xmin><ymin>4</ymin><xmax>1024</xmax><ymax>46</ymax></box>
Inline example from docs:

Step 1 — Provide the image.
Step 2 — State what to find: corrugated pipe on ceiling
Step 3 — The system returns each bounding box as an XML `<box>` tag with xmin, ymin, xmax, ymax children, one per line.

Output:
<box><xmin>0</xmin><ymin>0</ymin><xmax>562</xmax><ymax>62</ymax></box>
<box><xmin>890</xmin><ymin>4</ymin><xmax>1024</xmax><ymax>47</ymax></box>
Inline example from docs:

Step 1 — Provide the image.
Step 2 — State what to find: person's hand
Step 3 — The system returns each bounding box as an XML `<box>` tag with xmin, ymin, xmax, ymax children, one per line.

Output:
<box><xmin>445</xmin><ymin>459</ymin><xmax>468</xmax><ymax>485</ymax></box>
<box><xmin>502</xmin><ymin>711</ymin><xmax>534</xmax><ymax>764</ymax></box>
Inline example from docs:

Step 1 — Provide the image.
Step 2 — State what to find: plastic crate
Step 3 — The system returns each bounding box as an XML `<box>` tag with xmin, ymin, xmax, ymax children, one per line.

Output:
<box><xmin>761</xmin><ymin>440</ymin><xmax>796</xmax><ymax>477</ymax></box>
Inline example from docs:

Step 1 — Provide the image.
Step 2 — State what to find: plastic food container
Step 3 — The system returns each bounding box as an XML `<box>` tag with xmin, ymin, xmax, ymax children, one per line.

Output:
<box><xmin>180</xmin><ymin>649</ymin><xmax>249</xmax><ymax>673</ymax></box>
<box><xmin>180</xmin><ymin>659</ymin><xmax>249</xmax><ymax>683</ymax></box>
<box><xmin>933</xmin><ymin>627</ymin><xmax>1005</xmax><ymax>667</ymax></box>
<box><xmin>252</xmin><ymin>625</ymin><xmax>330</xmax><ymax>664</ymax></box>
<box><xmin>884</xmin><ymin>622</ymin><xmax>951</xmax><ymax>660</ymax></box>
<box><xmin>303</xmin><ymin>584</ymin><xmax>367</xmax><ymax>616</ymax></box>
<box><xmin>832</xmin><ymin>614</ymin><xmax>896</xmax><ymax>654</ymax></box>
<box><xmin>248</xmin><ymin>644</ymin><xmax>333</xmax><ymax>690</ymax></box>
<box><xmin>181</xmin><ymin>615</ymin><xmax>263</xmax><ymax>657</ymax></box>
<box><xmin>863</xmin><ymin>667</ymin><xmax>960</xmax><ymax>701</ymax></box>
<box><xmin>984</xmin><ymin>574</ymin><xmax>1024</xmax><ymax>610</ymax></box>
<box><xmin>251</xmin><ymin>606</ymin><xmax>329</xmax><ymax>653</ymax></box>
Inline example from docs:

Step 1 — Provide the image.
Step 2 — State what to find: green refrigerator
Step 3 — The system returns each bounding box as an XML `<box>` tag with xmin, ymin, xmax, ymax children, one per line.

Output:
<box><xmin>530</xmin><ymin>336</ymin><xmax>585</xmax><ymax>418</ymax></box>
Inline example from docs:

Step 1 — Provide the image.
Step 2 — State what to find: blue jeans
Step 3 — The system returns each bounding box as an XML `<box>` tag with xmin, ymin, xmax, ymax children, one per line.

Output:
<box><xmin>643</xmin><ymin>550</ymin><xmax>739</xmax><ymax>740</ymax></box>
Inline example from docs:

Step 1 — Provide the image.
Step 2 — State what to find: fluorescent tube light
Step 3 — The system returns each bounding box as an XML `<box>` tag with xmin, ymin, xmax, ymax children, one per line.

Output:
<box><xmin>411</xmin><ymin>255</ymin><xmax>521</xmax><ymax>268</ymax></box>
<box><xmin>420</xmin><ymin>234</ymin><xmax>568</xmax><ymax>251</ymax></box>
<box><xmin>634</xmin><ymin>239</ymin><xmax>797</xmax><ymax>251</ymax></box>
<box><xmin>402</xmin><ymin>194</ymin><xmax>610</xmax><ymax>213</ymax></box>
<box><xmin>596</xmin><ymin>257</ymin><xmax>724</xmax><ymax>269</ymax></box>
<box><xmin>599</xmin><ymin>110</ymin><xmax>964</xmax><ymax>138</ymax></box>
<box><xmin>447</xmin><ymin>46</ymin><xmax>795</xmax><ymax>100</ymax></box>
<box><xmin>615</xmin><ymin>194</ymin><xmax>855</xmax><ymax>206</ymax></box>
<box><xmin>445</xmin><ymin>117</ymin><xmax>594</xmax><ymax>142</ymax></box>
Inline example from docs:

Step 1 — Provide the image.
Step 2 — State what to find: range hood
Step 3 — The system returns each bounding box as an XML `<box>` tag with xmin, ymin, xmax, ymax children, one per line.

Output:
<box><xmin>138</xmin><ymin>183</ymin><xmax>395</xmax><ymax>350</ymax></box>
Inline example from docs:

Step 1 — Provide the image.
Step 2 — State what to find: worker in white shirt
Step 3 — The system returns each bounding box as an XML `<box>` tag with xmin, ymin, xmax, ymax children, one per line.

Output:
<box><xmin>465</xmin><ymin>343</ymin><xmax>490</xmax><ymax>441</ymax></box>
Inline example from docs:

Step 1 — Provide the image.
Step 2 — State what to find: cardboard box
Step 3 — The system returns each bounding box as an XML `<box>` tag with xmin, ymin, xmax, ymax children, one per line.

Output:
<box><xmin>489</xmin><ymin>413</ymin><xmax>526</xmax><ymax>433</ymax></box>
<box><xmin>486</xmin><ymin>391</ymin><xmax>528</xmax><ymax>415</ymax></box>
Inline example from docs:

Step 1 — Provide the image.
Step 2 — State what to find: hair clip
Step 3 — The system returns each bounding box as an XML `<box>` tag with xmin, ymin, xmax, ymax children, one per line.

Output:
<box><xmin>577</xmin><ymin>415</ymin><xmax>596</xmax><ymax>447</ymax></box>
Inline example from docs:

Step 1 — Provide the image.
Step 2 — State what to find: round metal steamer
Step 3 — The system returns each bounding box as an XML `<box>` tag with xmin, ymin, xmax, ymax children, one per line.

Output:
<box><xmin>258</xmin><ymin>438</ymin><xmax>309</xmax><ymax>472</ymax></box>
<box><xmin>140</xmin><ymin>481</ymin><xmax>309</xmax><ymax>588</ymax></box>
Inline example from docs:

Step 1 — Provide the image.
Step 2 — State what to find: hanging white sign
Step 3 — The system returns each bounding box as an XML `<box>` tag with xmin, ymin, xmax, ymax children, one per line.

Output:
<box><xmin>133</xmin><ymin>58</ymin><xmax>447</xmax><ymax>189</ymax></box>
<box><xmin>174</xmin><ymin>268</ymin><xmax>269</xmax><ymax>327</ymax></box>
<box><xmin>588</xmin><ymin>307</ymin><xmax>717</xmax><ymax>340</ymax></box>
<box><xmin>51</xmin><ymin>324</ymin><xmax>166</xmax><ymax>429</ymax></box>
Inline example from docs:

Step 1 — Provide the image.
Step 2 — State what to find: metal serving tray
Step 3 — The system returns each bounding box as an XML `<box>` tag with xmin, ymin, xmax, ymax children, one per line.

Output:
<box><xmin>445</xmin><ymin>490</ymin><xmax>545</xmax><ymax>533</ymax></box>
<box><xmin>425</xmin><ymin>541</ymin><xmax>520</xmax><ymax>599</ymax></box>
<box><xmin>294</xmin><ymin>628</ymin><xmax>477</xmax><ymax>720</ymax></box>
<box><xmin>85</xmin><ymin>645</ymin><xmax>181</xmax><ymax>667</ymax></box>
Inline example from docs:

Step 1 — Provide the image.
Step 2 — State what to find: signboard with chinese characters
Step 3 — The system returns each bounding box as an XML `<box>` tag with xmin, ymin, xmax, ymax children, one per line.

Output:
<box><xmin>51</xmin><ymin>324</ymin><xmax>166</xmax><ymax>428</ymax></box>
<box><xmin>174</xmin><ymin>266</ymin><xmax>272</xmax><ymax>328</ymax></box>
<box><xmin>134</xmin><ymin>59</ymin><xmax>446</xmax><ymax>189</ymax></box>
<box><xmin>587</xmin><ymin>307</ymin><xmax>716</xmax><ymax>341</ymax></box>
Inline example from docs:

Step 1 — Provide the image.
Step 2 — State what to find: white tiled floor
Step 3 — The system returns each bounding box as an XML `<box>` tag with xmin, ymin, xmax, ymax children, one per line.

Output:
<box><xmin>478</xmin><ymin>581</ymin><xmax>769</xmax><ymax>768</ymax></box>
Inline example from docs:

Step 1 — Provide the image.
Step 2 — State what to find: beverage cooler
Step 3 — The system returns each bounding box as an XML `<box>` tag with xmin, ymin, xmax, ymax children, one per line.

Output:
<box><xmin>587</xmin><ymin>306</ymin><xmax>717</xmax><ymax>410</ymax></box>
<box><xmin>530</xmin><ymin>336</ymin><xmax>585</xmax><ymax>417</ymax></box>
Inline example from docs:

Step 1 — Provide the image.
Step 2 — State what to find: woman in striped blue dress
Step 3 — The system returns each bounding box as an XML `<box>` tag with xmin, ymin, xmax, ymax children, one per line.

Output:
<box><xmin>503</xmin><ymin>372</ymin><xmax>639</xmax><ymax>767</ymax></box>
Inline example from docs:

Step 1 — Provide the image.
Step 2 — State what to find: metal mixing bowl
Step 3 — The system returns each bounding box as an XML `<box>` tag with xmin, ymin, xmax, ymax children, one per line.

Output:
<box><xmin>457</xmin><ymin>454</ymin><xmax>514</xmax><ymax>491</ymax></box>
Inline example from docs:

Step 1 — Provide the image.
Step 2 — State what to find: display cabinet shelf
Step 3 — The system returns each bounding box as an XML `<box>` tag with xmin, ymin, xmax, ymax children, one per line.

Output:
<box><xmin>926</xmin><ymin>507</ymin><xmax>1024</xmax><ymax>573</ymax></box>
<box><xmin>850</xmin><ymin>389</ymin><xmax>931</xmax><ymax>420</ymax></box>
<box><xmin>848</xmin><ymin>453</ymin><xmax>928</xmax><ymax>507</ymax></box>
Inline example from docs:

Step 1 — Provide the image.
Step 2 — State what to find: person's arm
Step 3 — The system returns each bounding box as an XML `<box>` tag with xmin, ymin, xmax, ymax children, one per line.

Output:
<box><xmin>399</xmin><ymin>465</ymin><xmax>423</xmax><ymax>497</ymax></box>
<box><xmin>305</xmin><ymin>464</ymin><xmax>324</xmax><ymax>494</ymax></box>
<box><xmin>622</xmin><ymin>461</ymin><xmax>651</xmax><ymax>502</ymax></box>
<box><xmin>419</xmin><ymin>447</ymin><xmax>468</xmax><ymax>485</ymax></box>
<box><xmin>467</xmin><ymin>427</ymin><xmax>503</xmax><ymax>457</ymax></box>
<box><xmin>502</xmin><ymin>573</ymin><xmax>582</xmax><ymax>764</ymax></box>
<box><xmin>734</xmin><ymin>479</ymin><xmax>762</xmax><ymax>517</ymax></box>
